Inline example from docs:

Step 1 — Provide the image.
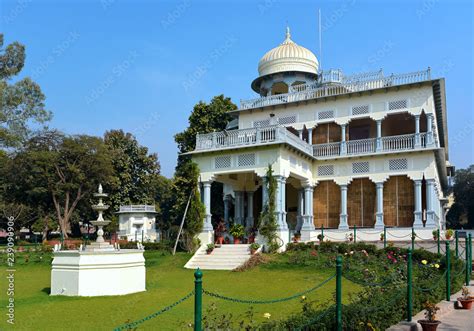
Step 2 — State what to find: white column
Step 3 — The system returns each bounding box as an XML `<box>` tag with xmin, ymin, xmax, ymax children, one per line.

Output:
<box><xmin>340</xmin><ymin>124</ymin><xmax>347</xmax><ymax>155</ymax></box>
<box><xmin>202</xmin><ymin>181</ymin><xmax>213</xmax><ymax>231</ymax></box>
<box><xmin>414</xmin><ymin>115</ymin><xmax>421</xmax><ymax>148</ymax></box>
<box><xmin>234</xmin><ymin>191</ymin><xmax>242</xmax><ymax>225</ymax></box>
<box><xmin>223</xmin><ymin>196</ymin><xmax>230</xmax><ymax>228</ymax></box>
<box><xmin>246</xmin><ymin>191</ymin><xmax>254</xmax><ymax>230</ymax></box>
<box><xmin>413</xmin><ymin>179</ymin><xmax>423</xmax><ymax>228</ymax></box>
<box><xmin>302</xmin><ymin>186</ymin><xmax>315</xmax><ymax>231</ymax></box>
<box><xmin>307</xmin><ymin>127</ymin><xmax>313</xmax><ymax>144</ymax></box>
<box><xmin>376</xmin><ymin>120</ymin><xmax>382</xmax><ymax>152</ymax></box>
<box><xmin>296</xmin><ymin>189</ymin><xmax>304</xmax><ymax>232</ymax></box>
<box><xmin>281</xmin><ymin>176</ymin><xmax>288</xmax><ymax>229</ymax></box>
<box><xmin>374</xmin><ymin>182</ymin><xmax>384</xmax><ymax>229</ymax></box>
<box><xmin>426</xmin><ymin>113</ymin><xmax>434</xmax><ymax>146</ymax></box>
<box><xmin>425</xmin><ymin>179</ymin><xmax>436</xmax><ymax>227</ymax></box>
<box><xmin>298</xmin><ymin>130</ymin><xmax>303</xmax><ymax>140</ymax></box>
<box><xmin>339</xmin><ymin>184</ymin><xmax>349</xmax><ymax>229</ymax></box>
<box><xmin>275</xmin><ymin>176</ymin><xmax>288</xmax><ymax>230</ymax></box>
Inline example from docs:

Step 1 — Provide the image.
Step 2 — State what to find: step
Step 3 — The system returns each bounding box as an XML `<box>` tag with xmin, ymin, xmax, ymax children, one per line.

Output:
<box><xmin>184</xmin><ymin>244</ymin><xmax>253</xmax><ymax>270</ymax></box>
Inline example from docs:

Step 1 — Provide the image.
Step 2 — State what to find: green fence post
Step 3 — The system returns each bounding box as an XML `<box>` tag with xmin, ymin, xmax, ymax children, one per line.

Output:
<box><xmin>321</xmin><ymin>225</ymin><xmax>324</xmax><ymax>241</ymax></box>
<box><xmin>455</xmin><ymin>231</ymin><xmax>459</xmax><ymax>258</ymax></box>
<box><xmin>437</xmin><ymin>229</ymin><xmax>440</xmax><ymax>255</ymax></box>
<box><xmin>466</xmin><ymin>235</ymin><xmax>470</xmax><ymax>286</ymax></box>
<box><xmin>354</xmin><ymin>225</ymin><xmax>357</xmax><ymax>243</ymax></box>
<box><xmin>468</xmin><ymin>233</ymin><xmax>472</xmax><ymax>280</ymax></box>
<box><xmin>445</xmin><ymin>241</ymin><xmax>451</xmax><ymax>301</ymax></box>
<box><xmin>384</xmin><ymin>226</ymin><xmax>387</xmax><ymax>249</ymax></box>
<box><xmin>407</xmin><ymin>249</ymin><xmax>413</xmax><ymax>322</ymax></box>
<box><xmin>194</xmin><ymin>268</ymin><xmax>203</xmax><ymax>331</ymax></box>
<box><xmin>411</xmin><ymin>227</ymin><xmax>415</xmax><ymax>251</ymax></box>
<box><xmin>336</xmin><ymin>255</ymin><xmax>342</xmax><ymax>331</ymax></box>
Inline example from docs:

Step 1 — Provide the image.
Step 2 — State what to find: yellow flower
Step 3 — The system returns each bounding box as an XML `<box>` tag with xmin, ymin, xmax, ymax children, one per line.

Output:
<box><xmin>421</xmin><ymin>260</ymin><xmax>428</xmax><ymax>265</ymax></box>
<box><xmin>263</xmin><ymin>313</ymin><xmax>271</xmax><ymax>319</ymax></box>
<box><xmin>301</xmin><ymin>296</ymin><xmax>306</xmax><ymax>300</ymax></box>
<box><xmin>434</xmin><ymin>263</ymin><xmax>440</xmax><ymax>269</ymax></box>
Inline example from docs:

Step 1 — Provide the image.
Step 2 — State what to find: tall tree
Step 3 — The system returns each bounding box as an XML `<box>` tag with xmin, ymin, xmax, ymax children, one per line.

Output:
<box><xmin>173</xmin><ymin>95</ymin><xmax>236</xmax><ymax>246</ymax></box>
<box><xmin>447</xmin><ymin>165</ymin><xmax>474</xmax><ymax>229</ymax></box>
<box><xmin>0</xmin><ymin>34</ymin><xmax>51</xmax><ymax>148</ymax></box>
<box><xmin>6</xmin><ymin>131</ymin><xmax>114</xmax><ymax>238</ymax></box>
<box><xmin>104</xmin><ymin>130</ymin><xmax>161</xmax><ymax>212</ymax></box>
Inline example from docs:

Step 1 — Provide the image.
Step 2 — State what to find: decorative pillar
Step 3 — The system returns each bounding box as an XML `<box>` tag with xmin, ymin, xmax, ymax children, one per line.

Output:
<box><xmin>425</xmin><ymin>179</ymin><xmax>436</xmax><ymax>227</ymax></box>
<box><xmin>376</xmin><ymin>120</ymin><xmax>382</xmax><ymax>152</ymax></box>
<box><xmin>413</xmin><ymin>180</ymin><xmax>423</xmax><ymax>228</ymax></box>
<box><xmin>302</xmin><ymin>186</ymin><xmax>315</xmax><ymax>231</ymax></box>
<box><xmin>340</xmin><ymin>124</ymin><xmax>347</xmax><ymax>155</ymax></box>
<box><xmin>296</xmin><ymin>189</ymin><xmax>304</xmax><ymax>232</ymax></box>
<box><xmin>414</xmin><ymin>115</ymin><xmax>421</xmax><ymax>148</ymax></box>
<box><xmin>234</xmin><ymin>191</ymin><xmax>242</xmax><ymax>225</ymax></box>
<box><xmin>307</xmin><ymin>127</ymin><xmax>313</xmax><ymax>144</ymax></box>
<box><xmin>298</xmin><ymin>130</ymin><xmax>303</xmax><ymax>140</ymax></box>
<box><xmin>374</xmin><ymin>182</ymin><xmax>384</xmax><ymax>229</ymax></box>
<box><xmin>202</xmin><ymin>181</ymin><xmax>213</xmax><ymax>231</ymax></box>
<box><xmin>261</xmin><ymin>177</ymin><xmax>268</xmax><ymax>207</ymax></box>
<box><xmin>426</xmin><ymin>113</ymin><xmax>434</xmax><ymax>146</ymax></box>
<box><xmin>339</xmin><ymin>184</ymin><xmax>349</xmax><ymax>229</ymax></box>
<box><xmin>223</xmin><ymin>196</ymin><xmax>230</xmax><ymax>228</ymax></box>
<box><xmin>246</xmin><ymin>191</ymin><xmax>254</xmax><ymax>230</ymax></box>
<box><xmin>275</xmin><ymin>176</ymin><xmax>288</xmax><ymax>230</ymax></box>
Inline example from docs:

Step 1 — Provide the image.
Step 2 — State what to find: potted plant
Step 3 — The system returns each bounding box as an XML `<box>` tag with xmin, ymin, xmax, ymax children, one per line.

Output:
<box><xmin>445</xmin><ymin>229</ymin><xmax>454</xmax><ymax>240</ymax></box>
<box><xmin>229</xmin><ymin>224</ymin><xmax>245</xmax><ymax>244</ymax></box>
<box><xmin>215</xmin><ymin>221</ymin><xmax>226</xmax><ymax>245</ymax></box>
<box><xmin>247</xmin><ymin>227</ymin><xmax>257</xmax><ymax>244</ymax></box>
<box><xmin>458</xmin><ymin>286</ymin><xmax>474</xmax><ymax>309</ymax></box>
<box><xmin>317</xmin><ymin>234</ymin><xmax>324</xmax><ymax>242</ymax></box>
<box><xmin>380</xmin><ymin>233</ymin><xmax>385</xmax><ymax>242</ymax></box>
<box><xmin>250</xmin><ymin>243</ymin><xmax>260</xmax><ymax>255</ymax></box>
<box><xmin>432</xmin><ymin>229</ymin><xmax>439</xmax><ymax>241</ymax></box>
<box><xmin>224</xmin><ymin>236</ymin><xmax>230</xmax><ymax>244</ymax></box>
<box><xmin>346</xmin><ymin>233</ymin><xmax>354</xmax><ymax>242</ymax></box>
<box><xmin>292</xmin><ymin>232</ymin><xmax>301</xmax><ymax>243</ymax></box>
<box><xmin>206</xmin><ymin>243</ymin><xmax>215</xmax><ymax>254</ymax></box>
<box><xmin>418</xmin><ymin>301</ymin><xmax>441</xmax><ymax>331</ymax></box>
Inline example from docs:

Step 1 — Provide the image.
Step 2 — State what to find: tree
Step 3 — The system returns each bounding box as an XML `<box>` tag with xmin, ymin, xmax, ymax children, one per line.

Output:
<box><xmin>172</xmin><ymin>95</ymin><xmax>236</xmax><ymax>246</ymax></box>
<box><xmin>447</xmin><ymin>165</ymin><xmax>474</xmax><ymax>229</ymax></box>
<box><xmin>104</xmin><ymin>130</ymin><xmax>161</xmax><ymax>212</ymax></box>
<box><xmin>5</xmin><ymin>131</ymin><xmax>114</xmax><ymax>238</ymax></box>
<box><xmin>0</xmin><ymin>34</ymin><xmax>51</xmax><ymax>148</ymax></box>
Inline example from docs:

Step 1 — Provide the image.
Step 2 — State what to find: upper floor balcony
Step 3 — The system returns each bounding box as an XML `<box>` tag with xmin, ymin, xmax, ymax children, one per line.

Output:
<box><xmin>117</xmin><ymin>205</ymin><xmax>157</xmax><ymax>213</ymax></box>
<box><xmin>239</xmin><ymin>68</ymin><xmax>432</xmax><ymax>111</ymax></box>
<box><xmin>194</xmin><ymin>111</ymin><xmax>437</xmax><ymax>160</ymax></box>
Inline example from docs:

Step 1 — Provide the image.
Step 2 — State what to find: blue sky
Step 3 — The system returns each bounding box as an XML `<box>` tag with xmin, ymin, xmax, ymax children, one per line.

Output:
<box><xmin>1</xmin><ymin>0</ymin><xmax>473</xmax><ymax>177</ymax></box>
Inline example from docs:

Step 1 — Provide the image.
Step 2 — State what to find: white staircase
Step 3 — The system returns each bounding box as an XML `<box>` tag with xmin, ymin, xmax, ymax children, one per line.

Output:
<box><xmin>184</xmin><ymin>244</ymin><xmax>252</xmax><ymax>270</ymax></box>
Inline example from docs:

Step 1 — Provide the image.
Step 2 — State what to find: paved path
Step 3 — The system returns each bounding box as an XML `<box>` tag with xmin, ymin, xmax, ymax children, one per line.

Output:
<box><xmin>437</xmin><ymin>306</ymin><xmax>474</xmax><ymax>330</ymax></box>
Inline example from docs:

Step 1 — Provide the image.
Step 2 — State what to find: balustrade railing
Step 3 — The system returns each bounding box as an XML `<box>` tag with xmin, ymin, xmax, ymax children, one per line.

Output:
<box><xmin>240</xmin><ymin>68</ymin><xmax>431</xmax><ymax>110</ymax></box>
<box><xmin>313</xmin><ymin>142</ymin><xmax>341</xmax><ymax>157</ymax></box>
<box><xmin>119</xmin><ymin>205</ymin><xmax>156</xmax><ymax>212</ymax></box>
<box><xmin>381</xmin><ymin>134</ymin><xmax>415</xmax><ymax>151</ymax></box>
<box><xmin>346</xmin><ymin>138</ymin><xmax>376</xmax><ymax>155</ymax></box>
<box><xmin>195</xmin><ymin>125</ymin><xmax>313</xmax><ymax>155</ymax></box>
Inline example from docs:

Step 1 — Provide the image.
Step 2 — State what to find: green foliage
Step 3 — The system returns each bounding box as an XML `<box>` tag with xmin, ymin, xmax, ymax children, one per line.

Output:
<box><xmin>104</xmin><ymin>130</ymin><xmax>161</xmax><ymax>211</ymax></box>
<box><xmin>229</xmin><ymin>223</ymin><xmax>245</xmax><ymax>239</ymax></box>
<box><xmin>119</xmin><ymin>240</ymin><xmax>173</xmax><ymax>252</ymax></box>
<box><xmin>250</xmin><ymin>243</ymin><xmax>261</xmax><ymax>250</ymax></box>
<box><xmin>447</xmin><ymin>165</ymin><xmax>474</xmax><ymax>229</ymax></box>
<box><xmin>172</xmin><ymin>95</ymin><xmax>235</xmax><ymax>245</ymax></box>
<box><xmin>0</xmin><ymin>34</ymin><xmax>51</xmax><ymax>148</ymax></box>
<box><xmin>258</xmin><ymin>165</ymin><xmax>278</xmax><ymax>252</ymax></box>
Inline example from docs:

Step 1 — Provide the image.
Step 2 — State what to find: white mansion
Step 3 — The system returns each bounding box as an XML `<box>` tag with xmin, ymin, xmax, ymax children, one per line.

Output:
<box><xmin>186</xmin><ymin>28</ymin><xmax>452</xmax><ymax>246</ymax></box>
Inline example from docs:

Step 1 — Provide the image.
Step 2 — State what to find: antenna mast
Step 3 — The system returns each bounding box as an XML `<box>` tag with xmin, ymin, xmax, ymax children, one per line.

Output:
<box><xmin>319</xmin><ymin>9</ymin><xmax>322</xmax><ymax>71</ymax></box>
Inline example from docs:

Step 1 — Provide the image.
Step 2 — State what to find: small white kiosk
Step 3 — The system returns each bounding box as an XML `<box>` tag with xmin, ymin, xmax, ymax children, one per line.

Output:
<box><xmin>117</xmin><ymin>205</ymin><xmax>159</xmax><ymax>242</ymax></box>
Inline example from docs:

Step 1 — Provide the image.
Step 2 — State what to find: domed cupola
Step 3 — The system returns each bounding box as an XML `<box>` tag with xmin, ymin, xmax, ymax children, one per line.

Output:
<box><xmin>251</xmin><ymin>27</ymin><xmax>319</xmax><ymax>96</ymax></box>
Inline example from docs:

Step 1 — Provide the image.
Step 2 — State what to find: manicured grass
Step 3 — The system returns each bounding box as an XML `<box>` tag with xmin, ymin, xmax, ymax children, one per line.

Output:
<box><xmin>0</xmin><ymin>250</ymin><xmax>359</xmax><ymax>330</ymax></box>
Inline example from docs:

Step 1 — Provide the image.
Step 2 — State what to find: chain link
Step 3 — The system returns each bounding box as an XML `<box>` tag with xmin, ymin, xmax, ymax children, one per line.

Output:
<box><xmin>294</xmin><ymin>305</ymin><xmax>336</xmax><ymax>330</ymax></box>
<box><xmin>386</xmin><ymin>231</ymin><xmax>412</xmax><ymax>239</ymax></box>
<box><xmin>113</xmin><ymin>290</ymin><xmax>194</xmax><ymax>331</ymax></box>
<box><xmin>342</xmin><ymin>270</ymin><xmax>400</xmax><ymax>287</ymax></box>
<box><xmin>203</xmin><ymin>274</ymin><xmax>336</xmax><ymax>304</ymax></box>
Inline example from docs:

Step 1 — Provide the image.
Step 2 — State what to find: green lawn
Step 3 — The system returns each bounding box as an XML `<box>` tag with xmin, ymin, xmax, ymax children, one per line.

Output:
<box><xmin>0</xmin><ymin>251</ymin><xmax>359</xmax><ymax>330</ymax></box>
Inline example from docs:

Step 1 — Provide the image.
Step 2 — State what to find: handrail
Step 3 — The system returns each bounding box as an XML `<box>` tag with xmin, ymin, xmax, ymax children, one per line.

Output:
<box><xmin>241</xmin><ymin>68</ymin><xmax>431</xmax><ymax>110</ymax></box>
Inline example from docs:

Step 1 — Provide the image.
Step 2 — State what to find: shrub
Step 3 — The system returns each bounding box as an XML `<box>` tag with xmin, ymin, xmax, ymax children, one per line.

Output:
<box><xmin>229</xmin><ymin>224</ymin><xmax>245</xmax><ymax>239</ymax></box>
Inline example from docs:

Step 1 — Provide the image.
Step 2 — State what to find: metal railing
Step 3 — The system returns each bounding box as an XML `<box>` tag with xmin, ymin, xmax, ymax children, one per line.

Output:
<box><xmin>240</xmin><ymin>68</ymin><xmax>431</xmax><ymax>110</ymax></box>
<box><xmin>195</xmin><ymin>125</ymin><xmax>313</xmax><ymax>155</ymax></box>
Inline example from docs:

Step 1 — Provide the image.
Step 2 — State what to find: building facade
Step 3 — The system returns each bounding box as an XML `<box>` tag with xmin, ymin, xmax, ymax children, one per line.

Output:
<box><xmin>186</xmin><ymin>28</ymin><xmax>452</xmax><ymax>246</ymax></box>
<box><xmin>117</xmin><ymin>205</ymin><xmax>159</xmax><ymax>242</ymax></box>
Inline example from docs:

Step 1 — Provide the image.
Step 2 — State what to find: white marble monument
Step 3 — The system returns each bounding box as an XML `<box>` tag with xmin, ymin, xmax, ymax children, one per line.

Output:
<box><xmin>51</xmin><ymin>185</ymin><xmax>146</xmax><ymax>296</ymax></box>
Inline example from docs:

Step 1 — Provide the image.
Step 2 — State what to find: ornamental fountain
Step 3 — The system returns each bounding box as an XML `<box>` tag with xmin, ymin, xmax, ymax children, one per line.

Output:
<box><xmin>51</xmin><ymin>184</ymin><xmax>146</xmax><ymax>296</ymax></box>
